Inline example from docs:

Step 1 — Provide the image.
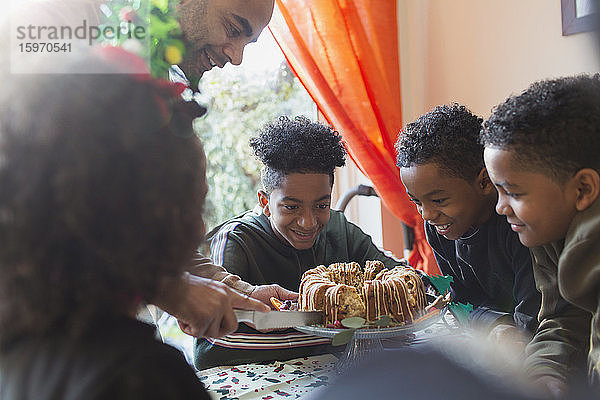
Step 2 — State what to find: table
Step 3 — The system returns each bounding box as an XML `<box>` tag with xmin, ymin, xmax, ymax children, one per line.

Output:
<box><xmin>198</xmin><ymin>313</ymin><xmax>462</xmax><ymax>400</ymax></box>
<box><xmin>197</xmin><ymin>353</ymin><xmax>338</xmax><ymax>400</ymax></box>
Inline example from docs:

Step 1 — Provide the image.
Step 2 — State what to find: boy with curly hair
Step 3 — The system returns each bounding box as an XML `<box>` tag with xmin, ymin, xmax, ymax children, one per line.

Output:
<box><xmin>194</xmin><ymin>115</ymin><xmax>402</xmax><ymax>369</ymax></box>
<box><xmin>395</xmin><ymin>104</ymin><xmax>540</xmax><ymax>339</ymax></box>
<box><xmin>482</xmin><ymin>75</ymin><xmax>600</xmax><ymax>397</ymax></box>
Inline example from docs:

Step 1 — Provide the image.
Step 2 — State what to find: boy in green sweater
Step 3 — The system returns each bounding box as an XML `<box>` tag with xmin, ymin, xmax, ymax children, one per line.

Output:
<box><xmin>194</xmin><ymin>116</ymin><xmax>402</xmax><ymax>369</ymax></box>
<box><xmin>481</xmin><ymin>75</ymin><xmax>600</xmax><ymax>398</ymax></box>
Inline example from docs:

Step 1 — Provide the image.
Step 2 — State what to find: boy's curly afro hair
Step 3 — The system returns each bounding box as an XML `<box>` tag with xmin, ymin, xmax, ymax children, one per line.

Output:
<box><xmin>249</xmin><ymin>116</ymin><xmax>346</xmax><ymax>193</ymax></box>
<box><xmin>395</xmin><ymin>103</ymin><xmax>484</xmax><ymax>182</ymax></box>
<box><xmin>481</xmin><ymin>74</ymin><xmax>600</xmax><ymax>183</ymax></box>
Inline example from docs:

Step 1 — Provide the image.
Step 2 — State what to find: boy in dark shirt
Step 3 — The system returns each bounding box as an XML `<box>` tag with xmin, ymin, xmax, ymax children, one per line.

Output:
<box><xmin>395</xmin><ymin>103</ymin><xmax>540</xmax><ymax>340</ymax></box>
<box><xmin>482</xmin><ymin>75</ymin><xmax>600</xmax><ymax>397</ymax></box>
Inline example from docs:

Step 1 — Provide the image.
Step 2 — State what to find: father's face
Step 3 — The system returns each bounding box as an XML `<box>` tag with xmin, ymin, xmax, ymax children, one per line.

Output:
<box><xmin>177</xmin><ymin>0</ymin><xmax>275</xmax><ymax>78</ymax></box>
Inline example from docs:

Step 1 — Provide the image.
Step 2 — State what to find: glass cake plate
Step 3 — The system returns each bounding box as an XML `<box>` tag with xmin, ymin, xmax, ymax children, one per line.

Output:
<box><xmin>294</xmin><ymin>307</ymin><xmax>446</xmax><ymax>339</ymax></box>
<box><xmin>295</xmin><ymin>298</ymin><xmax>448</xmax><ymax>373</ymax></box>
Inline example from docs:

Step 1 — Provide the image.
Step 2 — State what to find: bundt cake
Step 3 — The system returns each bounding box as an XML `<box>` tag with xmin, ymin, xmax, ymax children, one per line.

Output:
<box><xmin>299</xmin><ymin>261</ymin><xmax>427</xmax><ymax>326</ymax></box>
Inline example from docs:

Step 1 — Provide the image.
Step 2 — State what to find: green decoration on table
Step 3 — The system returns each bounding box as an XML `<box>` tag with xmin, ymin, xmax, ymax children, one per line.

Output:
<box><xmin>331</xmin><ymin>315</ymin><xmax>391</xmax><ymax>346</ymax></box>
<box><xmin>426</xmin><ymin>274</ymin><xmax>454</xmax><ymax>295</ymax></box>
<box><xmin>340</xmin><ymin>317</ymin><xmax>366</xmax><ymax>329</ymax></box>
<box><xmin>448</xmin><ymin>302</ymin><xmax>473</xmax><ymax>327</ymax></box>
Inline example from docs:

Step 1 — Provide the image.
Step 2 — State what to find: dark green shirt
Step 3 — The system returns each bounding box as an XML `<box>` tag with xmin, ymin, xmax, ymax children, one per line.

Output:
<box><xmin>209</xmin><ymin>207</ymin><xmax>399</xmax><ymax>290</ymax></box>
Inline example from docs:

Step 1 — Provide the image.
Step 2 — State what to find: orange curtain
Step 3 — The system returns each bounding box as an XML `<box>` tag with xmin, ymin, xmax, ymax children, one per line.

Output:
<box><xmin>269</xmin><ymin>0</ymin><xmax>439</xmax><ymax>275</ymax></box>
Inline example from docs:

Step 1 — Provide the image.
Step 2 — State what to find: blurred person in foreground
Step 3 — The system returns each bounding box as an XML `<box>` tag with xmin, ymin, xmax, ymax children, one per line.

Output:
<box><xmin>311</xmin><ymin>332</ymin><xmax>597</xmax><ymax>400</ymax></box>
<box><xmin>0</xmin><ymin>50</ymin><xmax>214</xmax><ymax>398</ymax></box>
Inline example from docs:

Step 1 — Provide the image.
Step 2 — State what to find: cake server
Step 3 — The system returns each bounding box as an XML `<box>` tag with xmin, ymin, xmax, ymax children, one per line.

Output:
<box><xmin>234</xmin><ymin>310</ymin><xmax>322</xmax><ymax>329</ymax></box>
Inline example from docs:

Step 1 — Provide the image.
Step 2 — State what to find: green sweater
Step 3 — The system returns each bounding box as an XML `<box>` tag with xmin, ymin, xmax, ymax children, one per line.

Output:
<box><xmin>525</xmin><ymin>197</ymin><xmax>600</xmax><ymax>389</ymax></box>
<box><xmin>193</xmin><ymin>207</ymin><xmax>401</xmax><ymax>370</ymax></box>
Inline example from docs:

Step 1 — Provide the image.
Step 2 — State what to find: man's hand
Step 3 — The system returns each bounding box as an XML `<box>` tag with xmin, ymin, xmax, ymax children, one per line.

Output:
<box><xmin>155</xmin><ymin>273</ymin><xmax>269</xmax><ymax>339</ymax></box>
<box><xmin>249</xmin><ymin>284</ymin><xmax>298</xmax><ymax>308</ymax></box>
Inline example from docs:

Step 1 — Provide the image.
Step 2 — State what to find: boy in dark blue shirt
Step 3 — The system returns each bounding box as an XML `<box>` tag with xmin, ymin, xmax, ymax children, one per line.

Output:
<box><xmin>395</xmin><ymin>103</ymin><xmax>540</xmax><ymax>340</ymax></box>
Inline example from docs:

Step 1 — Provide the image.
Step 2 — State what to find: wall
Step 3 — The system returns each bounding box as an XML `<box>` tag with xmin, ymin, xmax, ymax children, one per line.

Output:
<box><xmin>397</xmin><ymin>0</ymin><xmax>600</xmax><ymax>121</ymax></box>
<box><xmin>378</xmin><ymin>0</ymin><xmax>600</xmax><ymax>257</ymax></box>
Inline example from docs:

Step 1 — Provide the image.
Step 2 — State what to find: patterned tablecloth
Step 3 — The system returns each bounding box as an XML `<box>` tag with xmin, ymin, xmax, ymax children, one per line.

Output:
<box><xmin>197</xmin><ymin>313</ymin><xmax>462</xmax><ymax>400</ymax></box>
<box><xmin>197</xmin><ymin>354</ymin><xmax>338</xmax><ymax>400</ymax></box>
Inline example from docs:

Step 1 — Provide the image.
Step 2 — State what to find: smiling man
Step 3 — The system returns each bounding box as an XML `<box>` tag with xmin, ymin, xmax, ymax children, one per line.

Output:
<box><xmin>193</xmin><ymin>116</ymin><xmax>402</xmax><ymax>369</ymax></box>
<box><xmin>177</xmin><ymin>0</ymin><xmax>275</xmax><ymax>79</ymax></box>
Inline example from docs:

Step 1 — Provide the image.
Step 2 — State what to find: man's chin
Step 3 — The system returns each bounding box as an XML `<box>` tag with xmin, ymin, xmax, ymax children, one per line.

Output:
<box><xmin>179</xmin><ymin>57</ymin><xmax>206</xmax><ymax>83</ymax></box>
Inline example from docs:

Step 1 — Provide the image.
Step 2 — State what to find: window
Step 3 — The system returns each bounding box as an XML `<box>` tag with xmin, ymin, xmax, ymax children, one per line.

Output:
<box><xmin>195</xmin><ymin>32</ymin><xmax>317</xmax><ymax>233</ymax></box>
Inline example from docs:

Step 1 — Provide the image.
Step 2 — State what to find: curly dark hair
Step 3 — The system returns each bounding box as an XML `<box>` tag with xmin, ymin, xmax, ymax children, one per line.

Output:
<box><xmin>395</xmin><ymin>103</ymin><xmax>484</xmax><ymax>182</ymax></box>
<box><xmin>249</xmin><ymin>116</ymin><xmax>346</xmax><ymax>193</ymax></box>
<box><xmin>0</xmin><ymin>56</ymin><xmax>207</xmax><ymax>347</ymax></box>
<box><xmin>481</xmin><ymin>74</ymin><xmax>600</xmax><ymax>183</ymax></box>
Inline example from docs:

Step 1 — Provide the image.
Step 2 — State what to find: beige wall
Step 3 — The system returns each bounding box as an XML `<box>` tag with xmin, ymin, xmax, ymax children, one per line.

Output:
<box><xmin>397</xmin><ymin>0</ymin><xmax>600</xmax><ymax>121</ymax></box>
<box><xmin>379</xmin><ymin>0</ymin><xmax>600</xmax><ymax>257</ymax></box>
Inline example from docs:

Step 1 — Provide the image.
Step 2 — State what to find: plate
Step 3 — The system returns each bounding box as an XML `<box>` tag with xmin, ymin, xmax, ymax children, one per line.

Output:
<box><xmin>295</xmin><ymin>305</ymin><xmax>447</xmax><ymax>339</ymax></box>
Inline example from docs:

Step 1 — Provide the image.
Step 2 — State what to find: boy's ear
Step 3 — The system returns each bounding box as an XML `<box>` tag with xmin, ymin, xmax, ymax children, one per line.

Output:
<box><xmin>476</xmin><ymin>168</ymin><xmax>494</xmax><ymax>194</ymax></box>
<box><xmin>257</xmin><ymin>190</ymin><xmax>271</xmax><ymax>217</ymax></box>
<box><xmin>573</xmin><ymin>168</ymin><xmax>600</xmax><ymax>212</ymax></box>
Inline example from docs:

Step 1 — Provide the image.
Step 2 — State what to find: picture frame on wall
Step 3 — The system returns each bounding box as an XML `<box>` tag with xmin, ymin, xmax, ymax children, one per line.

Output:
<box><xmin>561</xmin><ymin>0</ymin><xmax>597</xmax><ymax>35</ymax></box>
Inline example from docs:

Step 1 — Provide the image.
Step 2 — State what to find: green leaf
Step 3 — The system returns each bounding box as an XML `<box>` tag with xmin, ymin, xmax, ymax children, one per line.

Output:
<box><xmin>151</xmin><ymin>0</ymin><xmax>168</xmax><ymax>13</ymax></box>
<box><xmin>373</xmin><ymin>315</ymin><xmax>391</xmax><ymax>327</ymax></box>
<box><xmin>149</xmin><ymin>15</ymin><xmax>180</xmax><ymax>38</ymax></box>
<box><xmin>427</xmin><ymin>274</ymin><xmax>454</xmax><ymax>295</ymax></box>
<box><xmin>341</xmin><ymin>317</ymin><xmax>366</xmax><ymax>329</ymax></box>
<box><xmin>332</xmin><ymin>329</ymin><xmax>355</xmax><ymax>346</ymax></box>
<box><xmin>448</xmin><ymin>302</ymin><xmax>473</xmax><ymax>327</ymax></box>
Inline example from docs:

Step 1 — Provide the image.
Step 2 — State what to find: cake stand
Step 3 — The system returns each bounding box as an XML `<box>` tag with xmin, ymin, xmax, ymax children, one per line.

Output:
<box><xmin>295</xmin><ymin>305</ymin><xmax>448</xmax><ymax>373</ymax></box>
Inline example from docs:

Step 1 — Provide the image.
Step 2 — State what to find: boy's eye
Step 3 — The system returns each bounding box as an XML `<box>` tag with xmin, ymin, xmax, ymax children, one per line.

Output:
<box><xmin>431</xmin><ymin>198</ymin><xmax>448</xmax><ymax>205</ymax></box>
<box><xmin>316</xmin><ymin>203</ymin><xmax>330</xmax><ymax>209</ymax></box>
<box><xmin>499</xmin><ymin>187</ymin><xmax>522</xmax><ymax>199</ymax></box>
<box><xmin>283</xmin><ymin>204</ymin><xmax>298</xmax><ymax>210</ymax></box>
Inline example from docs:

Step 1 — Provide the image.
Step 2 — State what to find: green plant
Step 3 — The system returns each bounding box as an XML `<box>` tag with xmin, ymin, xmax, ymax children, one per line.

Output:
<box><xmin>98</xmin><ymin>0</ymin><xmax>200</xmax><ymax>87</ymax></box>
